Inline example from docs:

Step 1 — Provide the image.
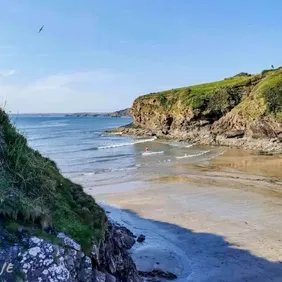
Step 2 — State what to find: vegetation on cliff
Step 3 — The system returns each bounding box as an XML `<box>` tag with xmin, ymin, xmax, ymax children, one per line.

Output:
<box><xmin>0</xmin><ymin>109</ymin><xmax>105</xmax><ymax>252</ymax></box>
<box><xmin>138</xmin><ymin>68</ymin><xmax>281</xmax><ymax>115</ymax></box>
<box><xmin>131</xmin><ymin>67</ymin><xmax>282</xmax><ymax>142</ymax></box>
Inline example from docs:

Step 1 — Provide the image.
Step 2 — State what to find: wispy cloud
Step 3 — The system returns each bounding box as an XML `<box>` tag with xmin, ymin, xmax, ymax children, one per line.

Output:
<box><xmin>0</xmin><ymin>69</ymin><xmax>16</xmax><ymax>77</ymax></box>
<box><xmin>1</xmin><ymin>70</ymin><xmax>137</xmax><ymax>113</ymax></box>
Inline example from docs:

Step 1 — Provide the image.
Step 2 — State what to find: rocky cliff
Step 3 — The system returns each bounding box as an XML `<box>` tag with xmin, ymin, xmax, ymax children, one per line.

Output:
<box><xmin>125</xmin><ymin>68</ymin><xmax>282</xmax><ymax>151</ymax></box>
<box><xmin>0</xmin><ymin>109</ymin><xmax>141</xmax><ymax>282</ymax></box>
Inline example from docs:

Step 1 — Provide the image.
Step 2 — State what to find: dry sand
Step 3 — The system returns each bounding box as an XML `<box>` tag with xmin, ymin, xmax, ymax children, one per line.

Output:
<box><xmin>88</xmin><ymin>149</ymin><xmax>282</xmax><ymax>281</ymax></box>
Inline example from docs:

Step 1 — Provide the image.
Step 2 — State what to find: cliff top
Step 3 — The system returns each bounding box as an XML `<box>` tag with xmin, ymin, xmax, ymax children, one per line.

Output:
<box><xmin>136</xmin><ymin>67</ymin><xmax>282</xmax><ymax>121</ymax></box>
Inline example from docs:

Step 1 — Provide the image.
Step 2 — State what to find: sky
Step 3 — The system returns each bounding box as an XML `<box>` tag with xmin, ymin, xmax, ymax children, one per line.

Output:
<box><xmin>0</xmin><ymin>0</ymin><xmax>282</xmax><ymax>113</ymax></box>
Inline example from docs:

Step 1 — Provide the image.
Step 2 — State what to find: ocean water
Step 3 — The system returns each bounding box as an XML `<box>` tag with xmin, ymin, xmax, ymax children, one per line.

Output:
<box><xmin>11</xmin><ymin>115</ymin><xmax>225</xmax><ymax>193</ymax></box>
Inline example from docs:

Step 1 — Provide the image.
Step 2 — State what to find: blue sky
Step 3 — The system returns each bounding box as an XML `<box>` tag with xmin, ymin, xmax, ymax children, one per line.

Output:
<box><xmin>0</xmin><ymin>0</ymin><xmax>281</xmax><ymax>113</ymax></box>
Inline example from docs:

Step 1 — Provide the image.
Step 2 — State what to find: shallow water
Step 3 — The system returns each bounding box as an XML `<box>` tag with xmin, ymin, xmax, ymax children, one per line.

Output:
<box><xmin>11</xmin><ymin>114</ymin><xmax>224</xmax><ymax>192</ymax></box>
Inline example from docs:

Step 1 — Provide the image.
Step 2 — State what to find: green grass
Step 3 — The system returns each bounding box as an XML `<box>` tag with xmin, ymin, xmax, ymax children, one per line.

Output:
<box><xmin>233</xmin><ymin>69</ymin><xmax>282</xmax><ymax>121</ymax></box>
<box><xmin>253</xmin><ymin>70</ymin><xmax>282</xmax><ymax>118</ymax></box>
<box><xmin>0</xmin><ymin>110</ymin><xmax>105</xmax><ymax>253</ymax></box>
<box><xmin>134</xmin><ymin>67</ymin><xmax>282</xmax><ymax>124</ymax></box>
<box><xmin>138</xmin><ymin>74</ymin><xmax>252</xmax><ymax>110</ymax></box>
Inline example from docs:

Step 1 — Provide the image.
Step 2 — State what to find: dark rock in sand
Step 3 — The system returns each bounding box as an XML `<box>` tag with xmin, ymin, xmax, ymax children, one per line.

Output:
<box><xmin>137</xmin><ymin>234</ymin><xmax>146</xmax><ymax>243</ymax></box>
<box><xmin>139</xmin><ymin>269</ymin><xmax>177</xmax><ymax>280</ymax></box>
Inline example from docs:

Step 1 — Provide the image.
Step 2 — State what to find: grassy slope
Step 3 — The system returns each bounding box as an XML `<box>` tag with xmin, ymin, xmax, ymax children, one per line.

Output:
<box><xmin>0</xmin><ymin>110</ymin><xmax>105</xmax><ymax>253</ymax></box>
<box><xmin>136</xmin><ymin>67</ymin><xmax>282</xmax><ymax>121</ymax></box>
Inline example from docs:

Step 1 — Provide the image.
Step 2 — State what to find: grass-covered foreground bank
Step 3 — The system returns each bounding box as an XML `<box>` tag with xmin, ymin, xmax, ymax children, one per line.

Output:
<box><xmin>0</xmin><ymin>109</ymin><xmax>105</xmax><ymax>253</ymax></box>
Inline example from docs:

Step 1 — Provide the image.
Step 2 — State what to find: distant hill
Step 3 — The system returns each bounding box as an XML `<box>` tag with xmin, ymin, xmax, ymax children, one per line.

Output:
<box><xmin>110</xmin><ymin>108</ymin><xmax>131</xmax><ymax>117</ymax></box>
<box><xmin>66</xmin><ymin>108</ymin><xmax>131</xmax><ymax>118</ymax></box>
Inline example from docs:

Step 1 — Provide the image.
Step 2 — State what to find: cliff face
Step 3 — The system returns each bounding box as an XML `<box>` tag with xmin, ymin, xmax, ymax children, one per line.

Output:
<box><xmin>130</xmin><ymin>68</ymin><xmax>282</xmax><ymax>150</ymax></box>
<box><xmin>0</xmin><ymin>110</ymin><xmax>140</xmax><ymax>281</ymax></box>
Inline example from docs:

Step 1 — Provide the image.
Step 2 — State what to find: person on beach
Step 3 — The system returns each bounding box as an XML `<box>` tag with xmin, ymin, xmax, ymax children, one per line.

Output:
<box><xmin>145</xmin><ymin>147</ymin><xmax>149</xmax><ymax>151</ymax></box>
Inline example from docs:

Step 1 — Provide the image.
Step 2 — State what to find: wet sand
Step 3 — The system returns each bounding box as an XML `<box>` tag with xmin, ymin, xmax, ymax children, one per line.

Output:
<box><xmin>88</xmin><ymin>148</ymin><xmax>282</xmax><ymax>281</ymax></box>
<box><xmin>197</xmin><ymin>148</ymin><xmax>282</xmax><ymax>179</ymax></box>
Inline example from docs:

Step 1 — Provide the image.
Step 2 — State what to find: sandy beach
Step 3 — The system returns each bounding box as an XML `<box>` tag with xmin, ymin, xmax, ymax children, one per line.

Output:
<box><xmin>87</xmin><ymin>148</ymin><xmax>282</xmax><ymax>281</ymax></box>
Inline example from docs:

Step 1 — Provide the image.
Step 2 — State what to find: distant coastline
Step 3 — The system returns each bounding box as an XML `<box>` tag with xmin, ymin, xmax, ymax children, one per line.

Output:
<box><xmin>65</xmin><ymin>108</ymin><xmax>131</xmax><ymax>118</ymax></box>
<box><xmin>9</xmin><ymin>108</ymin><xmax>131</xmax><ymax>118</ymax></box>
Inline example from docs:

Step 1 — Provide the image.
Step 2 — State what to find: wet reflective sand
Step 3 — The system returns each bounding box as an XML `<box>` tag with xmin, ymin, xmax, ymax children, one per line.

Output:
<box><xmin>88</xmin><ymin>148</ymin><xmax>282</xmax><ymax>281</ymax></box>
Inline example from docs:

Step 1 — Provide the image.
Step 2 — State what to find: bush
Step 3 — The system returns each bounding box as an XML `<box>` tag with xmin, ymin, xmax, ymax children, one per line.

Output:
<box><xmin>264</xmin><ymin>83</ymin><xmax>282</xmax><ymax>115</ymax></box>
<box><xmin>205</xmin><ymin>87</ymin><xmax>243</xmax><ymax>116</ymax></box>
<box><xmin>159</xmin><ymin>94</ymin><xmax>167</xmax><ymax>106</ymax></box>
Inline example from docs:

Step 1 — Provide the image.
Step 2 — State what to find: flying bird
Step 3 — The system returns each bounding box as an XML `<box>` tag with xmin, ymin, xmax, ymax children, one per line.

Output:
<box><xmin>38</xmin><ymin>25</ymin><xmax>44</xmax><ymax>33</ymax></box>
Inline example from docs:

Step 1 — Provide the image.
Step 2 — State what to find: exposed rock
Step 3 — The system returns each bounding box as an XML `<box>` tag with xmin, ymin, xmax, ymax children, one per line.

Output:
<box><xmin>113</xmin><ymin>67</ymin><xmax>282</xmax><ymax>152</ymax></box>
<box><xmin>139</xmin><ymin>269</ymin><xmax>178</xmax><ymax>280</ymax></box>
<box><xmin>225</xmin><ymin>130</ymin><xmax>245</xmax><ymax>139</ymax></box>
<box><xmin>249</xmin><ymin>118</ymin><xmax>278</xmax><ymax>139</ymax></box>
<box><xmin>94</xmin><ymin>270</ymin><xmax>106</xmax><ymax>282</ymax></box>
<box><xmin>57</xmin><ymin>232</ymin><xmax>81</xmax><ymax>251</ymax></box>
<box><xmin>0</xmin><ymin>221</ymin><xmax>141</xmax><ymax>282</ymax></box>
<box><xmin>98</xmin><ymin>222</ymin><xmax>141</xmax><ymax>282</ymax></box>
<box><xmin>137</xmin><ymin>234</ymin><xmax>146</xmax><ymax>243</ymax></box>
<box><xmin>106</xmin><ymin>273</ymin><xmax>117</xmax><ymax>282</ymax></box>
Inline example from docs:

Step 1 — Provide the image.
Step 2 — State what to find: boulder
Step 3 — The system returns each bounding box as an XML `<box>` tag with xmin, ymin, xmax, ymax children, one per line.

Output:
<box><xmin>137</xmin><ymin>234</ymin><xmax>146</xmax><ymax>243</ymax></box>
<box><xmin>139</xmin><ymin>269</ymin><xmax>177</xmax><ymax>280</ymax></box>
<box><xmin>225</xmin><ymin>130</ymin><xmax>245</xmax><ymax>139</ymax></box>
<box><xmin>0</xmin><ymin>221</ymin><xmax>141</xmax><ymax>282</ymax></box>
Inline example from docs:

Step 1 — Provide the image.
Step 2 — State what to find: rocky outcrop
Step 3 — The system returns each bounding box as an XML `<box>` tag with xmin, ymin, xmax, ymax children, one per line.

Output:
<box><xmin>0</xmin><ymin>221</ymin><xmax>141</xmax><ymax>282</ymax></box>
<box><xmin>112</xmin><ymin>68</ymin><xmax>282</xmax><ymax>152</ymax></box>
<box><xmin>139</xmin><ymin>270</ymin><xmax>177</xmax><ymax>281</ymax></box>
<box><xmin>97</xmin><ymin>222</ymin><xmax>141</xmax><ymax>282</ymax></box>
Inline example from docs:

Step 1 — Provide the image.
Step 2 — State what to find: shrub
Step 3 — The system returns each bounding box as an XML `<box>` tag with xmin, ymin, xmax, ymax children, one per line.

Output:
<box><xmin>264</xmin><ymin>83</ymin><xmax>282</xmax><ymax>114</ymax></box>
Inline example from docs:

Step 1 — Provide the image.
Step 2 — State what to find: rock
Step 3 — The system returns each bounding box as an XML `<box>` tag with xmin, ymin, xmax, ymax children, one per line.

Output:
<box><xmin>93</xmin><ymin>270</ymin><xmax>106</xmax><ymax>282</ymax></box>
<box><xmin>225</xmin><ymin>130</ymin><xmax>245</xmax><ymax>139</ymax></box>
<box><xmin>78</xmin><ymin>256</ymin><xmax>93</xmax><ymax>282</ymax></box>
<box><xmin>57</xmin><ymin>232</ymin><xmax>81</xmax><ymax>251</ymax></box>
<box><xmin>91</xmin><ymin>245</ymin><xmax>100</xmax><ymax>267</ymax></box>
<box><xmin>250</xmin><ymin>118</ymin><xmax>278</xmax><ymax>139</ymax></box>
<box><xmin>105</xmin><ymin>273</ymin><xmax>116</xmax><ymax>282</ymax></box>
<box><xmin>257</xmin><ymin>151</ymin><xmax>274</xmax><ymax>156</ymax></box>
<box><xmin>0</xmin><ymin>221</ymin><xmax>141</xmax><ymax>282</ymax></box>
<box><xmin>137</xmin><ymin>234</ymin><xmax>146</xmax><ymax>243</ymax></box>
<box><xmin>98</xmin><ymin>222</ymin><xmax>142</xmax><ymax>282</ymax></box>
<box><xmin>139</xmin><ymin>269</ymin><xmax>178</xmax><ymax>280</ymax></box>
<box><xmin>199</xmin><ymin>120</ymin><xmax>210</xmax><ymax>126</ymax></box>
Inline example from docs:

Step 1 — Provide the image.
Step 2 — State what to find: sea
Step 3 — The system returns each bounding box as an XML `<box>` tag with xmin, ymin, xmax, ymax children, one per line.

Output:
<box><xmin>10</xmin><ymin>114</ymin><xmax>225</xmax><ymax>194</ymax></box>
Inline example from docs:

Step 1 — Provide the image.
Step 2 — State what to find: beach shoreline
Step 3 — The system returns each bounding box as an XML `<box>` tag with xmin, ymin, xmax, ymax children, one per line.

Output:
<box><xmin>106</xmin><ymin>124</ymin><xmax>282</xmax><ymax>153</ymax></box>
<box><xmin>87</xmin><ymin>147</ymin><xmax>282</xmax><ymax>281</ymax></box>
